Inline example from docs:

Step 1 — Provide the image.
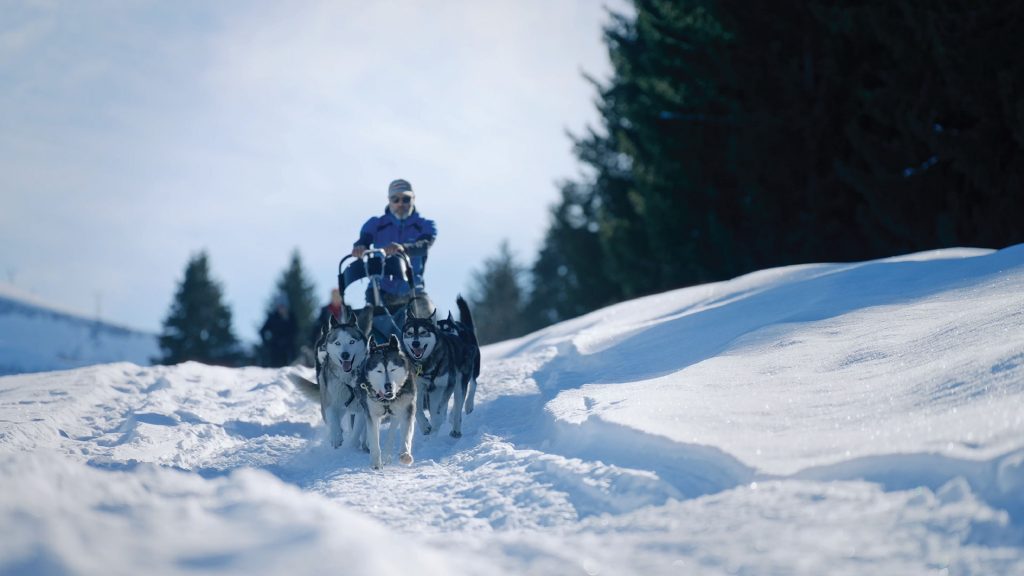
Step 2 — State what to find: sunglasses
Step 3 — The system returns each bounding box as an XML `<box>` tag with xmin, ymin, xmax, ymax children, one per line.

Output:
<box><xmin>390</xmin><ymin>196</ymin><xmax>413</xmax><ymax>204</ymax></box>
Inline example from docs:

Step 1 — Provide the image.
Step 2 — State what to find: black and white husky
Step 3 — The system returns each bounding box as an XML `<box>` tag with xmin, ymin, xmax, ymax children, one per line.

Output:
<box><xmin>401</xmin><ymin>295</ymin><xmax>480</xmax><ymax>439</ymax></box>
<box><xmin>358</xmin><ymin>334</ymin><xmax>418</xmax><ymax>469</ymax></box>
<box><xmin>316</xmin><ymin>313</ymin><xmax>372</xmax><ymax>449</ymax></box>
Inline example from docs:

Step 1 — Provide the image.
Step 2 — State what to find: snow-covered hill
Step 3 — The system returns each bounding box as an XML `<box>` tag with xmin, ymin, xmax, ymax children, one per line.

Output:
<box><xmin>1</xmin><ymin>245</ymin><xmax>1022</xmax><ymax>575</ymax></box>
<box><xmin>0</xmin><ymin>284</ymin><xmax>158</xmax><ymax>376</ymax></box>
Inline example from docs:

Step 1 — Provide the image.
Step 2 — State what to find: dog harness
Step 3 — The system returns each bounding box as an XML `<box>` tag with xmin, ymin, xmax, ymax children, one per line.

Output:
<box><xmin>359</xmin><ymin>379</ymin><xmax>413</xmax><ymax>416</ymax></box>
<box><xmin>359</xmin><ymin>339</ymin><xmax>415</xmax><ymax>413</ymax></box>
<box><xmin>407</xmin><ymin>326</ymin><xmax>465</xmax><ymax>413</ymax></box>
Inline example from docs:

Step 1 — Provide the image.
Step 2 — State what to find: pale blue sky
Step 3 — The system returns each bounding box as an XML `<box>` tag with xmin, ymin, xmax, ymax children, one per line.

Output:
<box><xmin>1</xmin><ymin>1</ymin><xmax>622</xmax><ymax>342</ymax></box>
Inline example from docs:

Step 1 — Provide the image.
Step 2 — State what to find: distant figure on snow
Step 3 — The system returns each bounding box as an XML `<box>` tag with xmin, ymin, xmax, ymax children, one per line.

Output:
<box><xmin>311</xmin><ymin>288</ymin><xmax>343</xmax><ymax>345</ymax></box>
<box><xmin>260</xmin><ymin>294</ymin><xmax>296</xmax><ymax>367</ymax></box>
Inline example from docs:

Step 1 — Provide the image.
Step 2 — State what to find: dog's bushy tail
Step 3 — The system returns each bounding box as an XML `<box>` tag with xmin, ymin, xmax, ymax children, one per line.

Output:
<box><xmin>456</xmin><ymin>294</ymin><xmax>475</xmax><ymax>333</ymax></box>
<box><xmin>456</xmin><ymin>295</ymin><xmax>481</xmax><ymax>379</ymax></box>
<box><xmin>285</xmin><ymin>371</ymin><xmax>321</xmax><ymax>403</ymax></box>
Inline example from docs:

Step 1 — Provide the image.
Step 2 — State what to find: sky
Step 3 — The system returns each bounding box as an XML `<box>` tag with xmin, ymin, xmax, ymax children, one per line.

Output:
<box><xmin>2</xmin><ymin>244</ymin><xmax>1022</xmax><ymax>574</ymax></box>
<box><xmin>0</xmin><ymin>1</ymin><xmax>624</xmax><ymax>342</ymax></box>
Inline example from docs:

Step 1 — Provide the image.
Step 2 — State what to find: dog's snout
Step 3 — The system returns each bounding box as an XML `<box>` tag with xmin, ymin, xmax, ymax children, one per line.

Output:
<box><xmin>412</xmin><ymin>340</ymin><xmax>420</xmax><ymax>348</ymax></box>
<box><xmin>384</xmin><ymin>383</ymin><xmax>393</xmax><ymax>394</ymax></box>
<box><xmin>341</xmin><ymin>351</ymin><xmax>350</xmax><ymax>360</ymax></box>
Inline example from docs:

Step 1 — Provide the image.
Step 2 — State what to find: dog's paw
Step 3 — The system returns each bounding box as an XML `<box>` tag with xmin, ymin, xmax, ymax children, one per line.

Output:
<box><xmin>465</xmin><ymin>403</ymin><xmax>474</xmax><ymax>414</ymax></box>
<box><xmin>449</xmin><ymin>429</ymin><xmax>462</xmax><ymax>439</ymax></box>
<box><xmin>399</xmin><ymin>452</ymin><xmax>413</xmax><ymax>465</ymax></box>
<box><xmin>421</xmin><ymin>425</ymin><xmax>432</xmax><ymax>435</ymax></box>
<box><xmin>330</xmin><ymin>437</ymin><xmax>343</xmax><ymax>449</ymax></box>
<box><xmin>371</xmin><ymin>460</ymin><xmax>383</xmax><ymax>470</ymax></box>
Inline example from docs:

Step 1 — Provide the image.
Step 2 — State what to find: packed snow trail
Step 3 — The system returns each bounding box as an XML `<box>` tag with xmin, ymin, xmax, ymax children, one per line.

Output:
<box><xmin>2</xmin><ymin>245</ymin><xmax>1023</xmax><ymax>575</ymax></box>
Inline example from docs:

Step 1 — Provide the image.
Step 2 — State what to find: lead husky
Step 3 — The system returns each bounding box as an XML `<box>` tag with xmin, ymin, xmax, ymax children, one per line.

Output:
<box><xmin>402</xmin><ymin>295</ymin><xmax>480</xmax><ymax>438</ymax></box>
<box><xmin>316</xmin><ymin>311</ymin><xmax>372</xmax><ymax>449</ymax></box>
<box><xmin>359</xmin><ymin>334</ymin><xmax>417</xmax><ymax>469</ymax></box>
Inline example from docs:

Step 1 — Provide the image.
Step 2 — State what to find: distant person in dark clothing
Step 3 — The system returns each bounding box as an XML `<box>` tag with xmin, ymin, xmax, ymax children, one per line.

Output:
<box><xmin>311</xmin><ymin>288</ymin><xmax>344</xmax><ymax>344</ymax></box>
<box><xmin>260</xmin><ymin>294</ymin><xmax>296</xmax><ymax>367</ymax></box>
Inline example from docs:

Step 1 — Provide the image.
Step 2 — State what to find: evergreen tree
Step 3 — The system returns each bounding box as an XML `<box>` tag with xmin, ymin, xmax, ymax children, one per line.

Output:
<box><xmin>255</xmin><ymin>249</ymin><xmax>317</xmax><ymax>365</ymax></box>
<box><xmin>719</xmin><ymin>0</ymin><xmax>866</xmax><ymax>267</ymax></box>
<box><xmin>156</xmin><ymin>251</ymin><xmax>242</xmax><ymax>365</ymax></box>
<box><xmin>606</xmin><ymin>0</ymin><xmax>748</xmax><ymax>287</ymax></box>
<box><xmin>525</xmin><ymin>181</ymin><xmax>623</xmax><ymax>328</ymax></box>
<box><xmin>526</xmin><ymin>0</ymin><xmax>1023</xmax><ymax>332</ymax></box>
<box><xmin>468</xmin><ymin>240</ymin><xmax>529</xmax><ymax>345</ymax></box>
<box><xmin>825</xmin><ymin>1</ymin><xmax>1024</xmax><ymax>253</ymax></box>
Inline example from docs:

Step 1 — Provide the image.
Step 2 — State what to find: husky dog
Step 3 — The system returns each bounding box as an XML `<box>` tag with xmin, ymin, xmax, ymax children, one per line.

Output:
<box><xmin>402</xmin><ymin>295</ymin><xmax>480</xmax><ymax>439</ymax></box>
<box><xmin>439</xmin><ymin>298</ymin><xmax>481</xmax><ymax>414</ymax></box>
<box><xmin>358</xmin><ymin>334</ymin><xmax>417</xmax><ymax>469</ymax></box>
<box><xmin>316</xmin><ymin>311</ymin><xmax>372</xmax><ymax>449</ymax></box>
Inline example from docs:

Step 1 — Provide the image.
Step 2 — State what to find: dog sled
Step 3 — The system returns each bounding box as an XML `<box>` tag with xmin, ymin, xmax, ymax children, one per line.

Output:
<box><xmin>308</xmin><ymin>249</ymin><xmax>480</xmax><ymax>445</ymax></box>
<box><xmin>336</xmin><ymin>249</ymin><xmax>421</xmax><ymax>344</ymax></box>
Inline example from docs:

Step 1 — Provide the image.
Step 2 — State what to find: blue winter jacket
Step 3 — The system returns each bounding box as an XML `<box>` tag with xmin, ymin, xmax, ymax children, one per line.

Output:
<box><xmin>353</xmin><ymin>208</ymin><xmax>437</xmax><ymax>296</ymax></box>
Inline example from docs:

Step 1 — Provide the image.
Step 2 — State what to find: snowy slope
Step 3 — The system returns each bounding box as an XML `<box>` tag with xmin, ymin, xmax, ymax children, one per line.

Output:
<box><xmin>1</xmin><ymin>245</ymin><xmax>1022</xmax><ymax>575</ymax></box>
<box><xmin>0</xmin><ymin>283</ymin><xmax>158</xmax><ymax>376</ymax></box>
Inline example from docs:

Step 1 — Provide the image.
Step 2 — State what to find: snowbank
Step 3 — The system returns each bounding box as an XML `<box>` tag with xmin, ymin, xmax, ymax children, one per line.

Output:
<box><xmin>1</xmin><ymin>245</ymin><xmax>1022</xmax><ymax>575</ymax></box>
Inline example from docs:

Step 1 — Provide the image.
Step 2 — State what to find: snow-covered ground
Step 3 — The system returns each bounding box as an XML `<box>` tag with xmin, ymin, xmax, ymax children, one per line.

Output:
<box><xmin>0</xmin><ymin>283</ymin><xmax>158</xmax><ymax>376</ymax></box>
<box><xmin>2</xmin><ymin>245</ymin><xmax>1022</xmax><ymax>575</ymax></box>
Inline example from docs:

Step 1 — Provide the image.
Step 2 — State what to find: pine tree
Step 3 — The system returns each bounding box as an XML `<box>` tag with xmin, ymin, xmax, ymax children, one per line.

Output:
<box><xmin>826</xmin><ymin>0</ymin><xmax>1024</xmax><ymax>253</ymax></box>
<box><xmin>255</xmin><ymin>249</ymin><xmax>317</xmax><ymax>366</ymax></box>
<box><xmin>468</xmin><ymin>240</ymin><xmax>529</xmax><ymax>345</ymax></box>
<box><xmin>156</xmin><ymin>251</ymin><xmax>242</xmax><ymax>365</ymax></box>
<box><xmin>526</xmin><ymin>0</ymin><xmax>1023</xmax><ymax>333</ymax></box>
<box><xmin>525</xmin><ymin>181</ymin><xmax>622</xmax><ymax>327</ymax></box>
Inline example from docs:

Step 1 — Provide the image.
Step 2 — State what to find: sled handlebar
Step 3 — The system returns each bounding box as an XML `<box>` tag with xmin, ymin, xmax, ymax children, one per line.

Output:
<box><xmin>336</xmin><ymin>249</ymin><xmax>417</xmax><ymax>308</ymax></box>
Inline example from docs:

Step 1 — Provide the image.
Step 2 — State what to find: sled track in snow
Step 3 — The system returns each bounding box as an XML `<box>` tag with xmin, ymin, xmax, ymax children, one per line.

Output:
<box><xmin>21</xmin><ymin>361</ymin><xmax>1020</xmax><ymax>534</ymax></box>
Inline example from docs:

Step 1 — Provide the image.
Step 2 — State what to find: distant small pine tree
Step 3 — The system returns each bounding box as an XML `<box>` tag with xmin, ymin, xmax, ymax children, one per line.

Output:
<box><xmin>525</xmin><ymin>182</ymin><xmax>622</xmax><ymax>328</ymax></box>
<box><xmin>255</xmin><ymin>249</ymin><xmax>317</xmax><ymax>366</ymax></box>
<box><xmin>468</xmin><ymin>240</ymin><xmax>530</xmax><ymax>345</ymax></box>
<box><xmin>156</xmin><ymin>251</ymin><xmax>242</xmax><ymax>365</ymax></box>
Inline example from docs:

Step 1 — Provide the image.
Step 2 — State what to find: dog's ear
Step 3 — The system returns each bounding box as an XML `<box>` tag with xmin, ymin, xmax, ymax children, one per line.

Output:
<box><xmin>339</xmin><ymin>314</ymin><xmax>354</xmax><ymax>330</ymax></box>
<box><xmin>406</xmin><ymin>296</ymin><xmax>435</xmax><ymax>322</ymax></box>
<box><xmin>356</xmin><ymin>308</ymin><xmax>373</xmax><ymax>341</ymax></box>
<box><xmin>388</xmin><ymin>334</ymin><xmax>401</xmax><ymax>351</ymax></box>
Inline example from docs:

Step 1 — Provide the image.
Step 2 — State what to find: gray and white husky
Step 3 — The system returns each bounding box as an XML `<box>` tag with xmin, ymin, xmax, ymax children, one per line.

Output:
<box><xmin>358</xmin><ymin>334</ymin><xmax>418</xmax><ymax>469</ymax></box>
<box><xmin>316</xmin><ymin>313</ymin><xmax>371</xmax><ymax>449</ymax></box>
<box><xmin>401</xmin><ymin>295</ymin><xmax>480</xmax><ymax>439</ymax></box>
